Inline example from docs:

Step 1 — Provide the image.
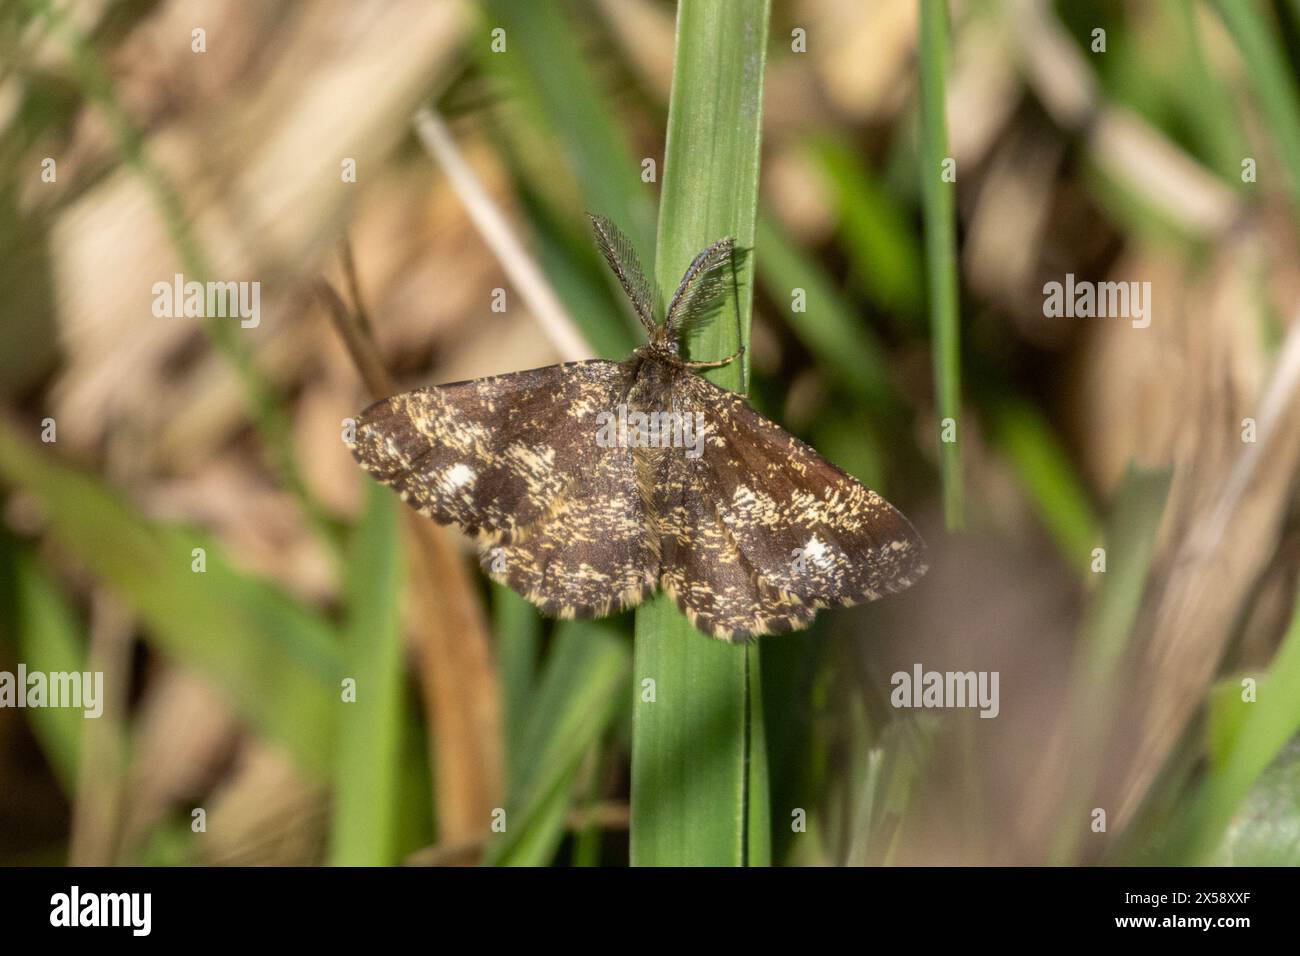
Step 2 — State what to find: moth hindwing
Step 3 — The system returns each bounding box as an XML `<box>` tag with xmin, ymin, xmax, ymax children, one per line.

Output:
<box><xmin>349</xmin><ymin>217</ymin><xmax>926</xmax><ymax>641</ymax></box>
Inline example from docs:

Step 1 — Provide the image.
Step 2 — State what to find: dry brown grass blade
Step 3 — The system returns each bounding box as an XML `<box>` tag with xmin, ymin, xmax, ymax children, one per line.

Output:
<box><xmin>317</xmin><ymin>254</ymin><xmax>502</xmax><ymax>841</ymax></box>
<box><xmin>402</xmin><ymin>527</ymin><xmax>501</xmax><ymax>837</ymax></box>
<box><xmin>117</xmin><ymin>668</ymin><xmax>241</xmax><ymax>858</ymax></box>
<box><xmin>1113</xmin><ymin>314</ymin><xmax>1300</xmax><ymax>829</ymax></box>
<box><xmin>197</xmin><ymin>745</ymin><xmax>327</xmax><ymax>866</ymax></box>
<box><xmin>315</xmin><ymin>280</ymin><xmax>395</xmax><ymax>398</ymax></box>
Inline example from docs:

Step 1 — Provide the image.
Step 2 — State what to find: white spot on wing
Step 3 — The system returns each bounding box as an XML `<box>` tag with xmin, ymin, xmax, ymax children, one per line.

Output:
<box><xmin>446</xmin><ymin>463</ymin><xmax>475</xmax><ymax>488</ymax></box>
<box><xmin>437</xmin><ymin>463</ymin><xmax>477</xmax><ymax>494</ymax></box>
<box><xmin>802</xmin><ymin>534</ymin><xmax>833</xmax><ymax>570</ymax></box>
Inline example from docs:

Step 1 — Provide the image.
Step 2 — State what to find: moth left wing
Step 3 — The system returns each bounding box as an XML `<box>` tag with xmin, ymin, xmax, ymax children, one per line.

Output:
<box><xmin>351</xmin><ymin>360</ymin><xmax>632</xmax><ymax>544</ymax></box>
<box><xmin>673</xmin><ymin>372</ymin><xmax>927</xmax><ymax>622</ymax></box>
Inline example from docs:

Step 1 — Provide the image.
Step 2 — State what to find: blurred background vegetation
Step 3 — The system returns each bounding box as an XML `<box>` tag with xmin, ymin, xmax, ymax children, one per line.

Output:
<box><xmin>1</xmin><ymin>0</ymin><xmax>1299</xmax><ymax>866</ymax></box>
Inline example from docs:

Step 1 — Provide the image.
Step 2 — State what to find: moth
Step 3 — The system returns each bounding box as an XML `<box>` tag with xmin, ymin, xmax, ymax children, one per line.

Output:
<box><xmin>349</xmin><ymin>215</ymin><xmax>926</xmax><ymax>641</ymax></box>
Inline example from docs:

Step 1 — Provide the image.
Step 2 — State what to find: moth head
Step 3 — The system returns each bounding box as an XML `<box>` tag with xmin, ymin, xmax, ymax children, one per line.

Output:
<box><xmin>646</xmin><ymin>324</ymin><xmax>681</xmax><ymax>356</ymax></box>
<box><xmin>632</xmin><ymin>342</ymin><xmax>681</xmax><ymax>374</ymax></box>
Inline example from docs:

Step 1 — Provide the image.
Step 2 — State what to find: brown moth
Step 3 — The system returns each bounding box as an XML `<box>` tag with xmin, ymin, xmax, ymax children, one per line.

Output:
<box><xmin>349</xmin><ymin>215</ymin><xmax>926</xmax><ymax>641</ymax></box>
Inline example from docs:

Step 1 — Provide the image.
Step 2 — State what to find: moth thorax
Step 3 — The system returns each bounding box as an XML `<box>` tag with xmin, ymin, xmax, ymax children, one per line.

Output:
<box><xmin>630</xmin><ymin>354</ymin><xmax>678</xmax><ymax>404</ymax></box>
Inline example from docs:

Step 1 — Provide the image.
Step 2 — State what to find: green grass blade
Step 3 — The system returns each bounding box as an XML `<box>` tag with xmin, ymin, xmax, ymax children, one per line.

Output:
<box><xmin>493</xmin><ymin>583</ymin><xmax>542</xmax><ymax>791</ymax></box>
<box><xmin>480</xmin><ymin>0</ymin><xmax>656</xmax><ymax>254</ymax></box>
<box><xmin>0</xmin><ymin>420</ymin><xmax>341</xmax><ymax>776</ymax></box>
<box><xmin>1161</xmin><ymin>0</ymin><xmax>1247</xmax><ymax>183</ymax></box>
<box><xmin>744</xmin><ymin>646</ymin><xmax>771</xmax><ymax>865</ymax></box>
<box><xmin>1209</xmin><ymin>0</ymin><xmax>1300</xmax><ymax>222</ymax></box>
<box><xmin>5</xmin><ymin>547</ymin><xmax>90</xmax><ymax>791</ymax></box>
<box><xmin>1209</xmin><ymin>739</ymin><xmax>1300</xmax><ymax>865</ymax></box>
<box><xmin>755</xmin><ymin>212</ymin><xmax>896</xmax><ymax>410</ymax></box>
<box><xmin>572</xmin><ymin>735</ymin><xmax>611</xmax><ymax>867</ymax></box>
<box><xmin>484</xmin><ymin>621</ymin><xmax>628</xmax><ymax>866</ymax></box>
<box><xmin>631</xmin><ymin>0</ymin><xmax>771</xmax><ymax>867</ymax></box>
<box><xmin>329</xmin><ymin>484</ymin><xmax>406</xmax><ymax>865</ymax></box>
<box><xmin>810</xmin><ymin>138</ymin><xmax>925</xmax><ymax>320</ymax></box>
<box><xmin>1182</xmin><ymin>587</ymin><xmax>1300</xmax><ymax>862</ymax></box>
<box><xmin>918</xmin><ymin>0</ymin><xmax>963</xmax><ymax>528</ymax></box>
<box><xmin>988</xmin><ymin>398</ymin><xmax>1101</xmax><ymax>575</ymax></box>
<box><xmin>1073</xmin><ymin>468</ymin><xmax>1172</xmax><ymax>688</ymax></box>
<box><xmin>1051</xmin><ymin>466</ymin><xmax>1172</xmax><ymax>864</ymax></box>
<box><xmin>756</xmin><ymin>633</ymin><xmax>827</xmax><ymax>865</ymax></box>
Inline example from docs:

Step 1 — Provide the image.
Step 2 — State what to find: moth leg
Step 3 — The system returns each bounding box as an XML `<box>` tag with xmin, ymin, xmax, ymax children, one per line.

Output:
<box><xmin>681</xmin><ymin>346</ymin><xmax>745</xmax><ymax>370</ymax></box>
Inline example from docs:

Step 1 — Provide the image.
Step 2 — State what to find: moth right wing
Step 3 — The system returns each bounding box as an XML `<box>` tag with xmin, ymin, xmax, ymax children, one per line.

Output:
<box><xmin>684</xmin><ymin>373</ymin><xmax>927</xmax><ymax>606</ymax></box>
<box><xmin>351</xmin><ymin>360</ymin><xmax>634</xmax><ymax>545</ymax></box>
